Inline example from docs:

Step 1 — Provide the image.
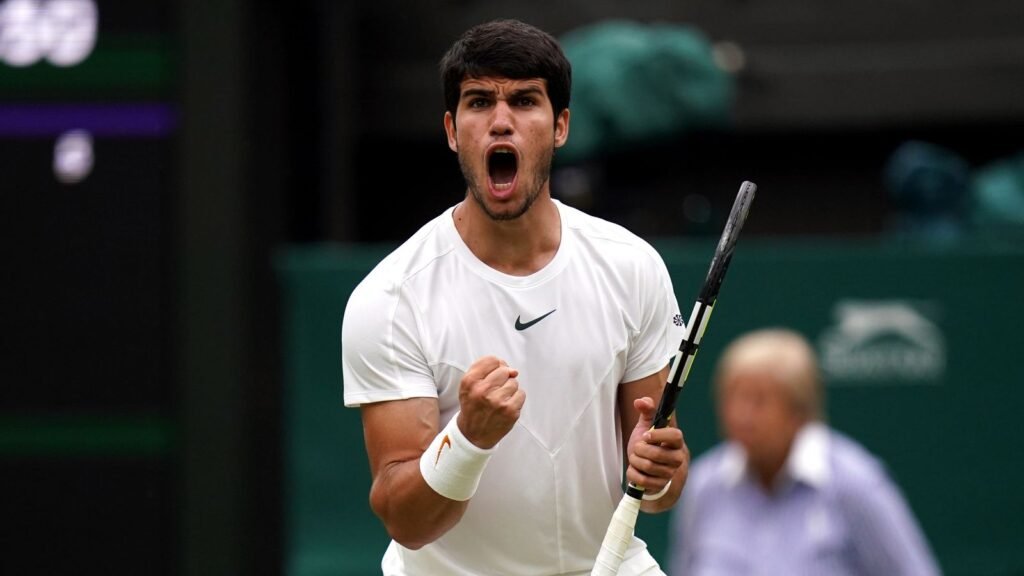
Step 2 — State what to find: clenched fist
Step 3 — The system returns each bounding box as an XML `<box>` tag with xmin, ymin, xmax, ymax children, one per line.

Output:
<box><xmin>457</xmin><ymin>355</ymin><xmax>526</xmax><ymax>449</ymax></box>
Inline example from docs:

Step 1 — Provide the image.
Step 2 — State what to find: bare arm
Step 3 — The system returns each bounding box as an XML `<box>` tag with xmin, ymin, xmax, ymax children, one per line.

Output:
<box><xmin>362</xmin><ymin>397</ymin><xmax>467</xmax><ymax>549</ymax></box>
<box><xmin>361</xmin><ymin>356</ymin><xmax>524</xmax><ymax>549</ymax></box>
<box><xmin>618</xmin><ymin>366</ymin><xmax>690</xmax><ymax>513</ymax></box>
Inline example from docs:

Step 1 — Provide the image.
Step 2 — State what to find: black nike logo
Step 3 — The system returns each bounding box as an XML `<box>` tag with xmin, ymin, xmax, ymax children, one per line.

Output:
<box><xmin>515</xmin><ymin>309</ymin><xmax>556</xmax><ymax>331</ymax></box>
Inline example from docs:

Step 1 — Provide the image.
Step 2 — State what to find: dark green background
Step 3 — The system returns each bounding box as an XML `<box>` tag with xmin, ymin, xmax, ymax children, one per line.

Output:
<box><xmin>277</xmin><ymin>240</ymin><xmax>1024</xmax><ymax>576</ymax></box>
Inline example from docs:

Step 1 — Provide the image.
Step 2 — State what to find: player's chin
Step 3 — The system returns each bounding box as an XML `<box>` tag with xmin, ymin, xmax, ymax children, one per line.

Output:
<box><xmin>483</xmin><ymin>192</ymin><xmax>531</xmax><ymax>221</ymax></box>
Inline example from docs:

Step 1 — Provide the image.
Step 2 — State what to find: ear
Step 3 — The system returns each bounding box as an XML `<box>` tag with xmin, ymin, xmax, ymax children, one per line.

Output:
<box><xmin>444</xmin><ymin>111</ymin><xmax>458</xmax><ymax>152</ymax></box>
<box><xmin>553</xmin><ymin>108</ymin><xmax>570</xmax><ymax>149</ymax></box>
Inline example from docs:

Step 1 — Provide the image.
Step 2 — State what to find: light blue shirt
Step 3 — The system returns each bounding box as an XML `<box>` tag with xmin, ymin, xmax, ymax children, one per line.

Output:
<box><xmin>669</xmin><ymin>423</ymin><xmax>941</xmax><ymax>576</ymax></box>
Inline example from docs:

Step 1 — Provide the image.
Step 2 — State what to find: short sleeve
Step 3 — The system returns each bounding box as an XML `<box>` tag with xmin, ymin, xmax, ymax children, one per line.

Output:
<box><xmin>341</xmin><ymin>276</ymin><xmax>438</xmax><ymax>407</ymax></box>
<box><xmin>622</xmin><ymin>249</ymin><xmax>684</xmax><ymax>383</ymax></box>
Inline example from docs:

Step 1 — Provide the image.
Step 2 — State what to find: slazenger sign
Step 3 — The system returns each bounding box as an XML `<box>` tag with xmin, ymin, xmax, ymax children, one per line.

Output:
<box><xmin>817</xmin><ymin>300</ymin><xmax>946</xmax><ymax>385</ymax></box>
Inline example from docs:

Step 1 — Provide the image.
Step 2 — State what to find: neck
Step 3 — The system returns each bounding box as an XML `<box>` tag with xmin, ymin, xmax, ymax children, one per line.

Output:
<box><xmin>453</xmin><ymin>193</ymin><xmax>561</xmax><ymax>276</ymax></box>
<box><xmin>751</xmin><ymin>420</ymin><xmax>807</xmax><ymax>492</ymax></box>
<box><xmin>753</xmin><ymin>458</ymin><xmax>786</xmax><ymax>491</ymax></box>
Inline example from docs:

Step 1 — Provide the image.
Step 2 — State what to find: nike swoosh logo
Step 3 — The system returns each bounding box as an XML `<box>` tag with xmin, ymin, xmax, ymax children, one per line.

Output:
<box><xmin>515</xmin><ymin>309</ymin><xmax>556</xmax><ymax>331</ymax></box>
<box><xmin>434</xmin><ymin>434</ymin><xmax>452</xmax><ymax>468</ymax></box>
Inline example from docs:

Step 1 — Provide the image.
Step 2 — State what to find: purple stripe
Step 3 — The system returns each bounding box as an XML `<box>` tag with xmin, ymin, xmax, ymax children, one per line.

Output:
<box><xmin>0</xmin><ymin>103</ymin><xmax>176</xmax><ymax>137</ymax></box>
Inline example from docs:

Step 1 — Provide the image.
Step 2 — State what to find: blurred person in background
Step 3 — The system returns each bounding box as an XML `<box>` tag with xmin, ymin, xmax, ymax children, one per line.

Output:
<box><xmin>668</xmin><ymin>328</ymin><xmax>939</xmax><ymax>576</ymax></box>
<box><xmin>342</xmin><ymin>18</ymin><xmax>689</xmax><ymax>575</ymax></box>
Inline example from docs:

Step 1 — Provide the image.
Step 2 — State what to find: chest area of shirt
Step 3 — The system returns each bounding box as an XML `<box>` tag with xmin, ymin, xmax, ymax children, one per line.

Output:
<box><xmin>694</xmin><ymin>486</ymin><xmax>852</xmax><ymax>574</ymax></box>
<box><xmin>415</xmin><ymin>264</ymin><xmax>635</xmax><ymax>363</ymax></box>
<box><xmin>415</xmin><ymin>270</ymin><xmax>636</xmax><ymax>413</ymax></box>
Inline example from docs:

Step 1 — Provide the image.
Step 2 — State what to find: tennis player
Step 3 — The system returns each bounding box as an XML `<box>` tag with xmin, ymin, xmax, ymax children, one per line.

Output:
<box><xmin>342</xmin><ymin>19</ymin><xmax>690</xmax><ymax>575</ymax></box>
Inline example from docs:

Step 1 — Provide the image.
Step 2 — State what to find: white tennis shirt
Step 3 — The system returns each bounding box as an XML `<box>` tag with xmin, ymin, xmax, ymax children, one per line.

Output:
<box><xmin>343</xmin><ymin>200</ymin><xmax>684</xmax><ymax>575</ymax></box>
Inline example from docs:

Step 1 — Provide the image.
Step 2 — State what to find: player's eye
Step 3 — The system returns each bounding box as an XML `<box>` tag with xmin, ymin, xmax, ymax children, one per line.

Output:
<box><xmin>468</xmin><ymin>98</ymin><xmax>490</xmax><ymax>108</ymax></box>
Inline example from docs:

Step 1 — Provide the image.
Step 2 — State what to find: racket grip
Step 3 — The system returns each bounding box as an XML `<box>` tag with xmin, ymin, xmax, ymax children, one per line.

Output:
<box><xmin>591</xmin><ymin>493</ymin><xmax>642</xmax><ymax>576</ymax></box>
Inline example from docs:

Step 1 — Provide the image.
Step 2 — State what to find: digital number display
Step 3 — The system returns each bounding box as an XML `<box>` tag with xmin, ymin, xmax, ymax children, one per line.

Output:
<box><xmin>0</xmin><ymin>0</ymin><xmax>99</xmax><ymax>67</ymax></box>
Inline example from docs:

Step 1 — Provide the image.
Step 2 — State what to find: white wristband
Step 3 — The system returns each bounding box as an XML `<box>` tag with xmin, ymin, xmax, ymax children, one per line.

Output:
<box><xmin>419</xmin><ymin>412</ymin><xmax>495</xmax><ymax>501</ymax></box>
<box><xmin>642</xmin><ymin>480</ymin><xmax>672</xmax><ymax>501</ymax></box>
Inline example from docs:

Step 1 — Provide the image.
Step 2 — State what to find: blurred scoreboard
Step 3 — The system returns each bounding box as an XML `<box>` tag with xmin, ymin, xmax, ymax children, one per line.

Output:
<box><xmin>0</xmin><ymin>1</ymin><xmax>177</xmax><ymax>573</ymax></box>
<box><xmin>0</xmin><ymin>0</ymin><xmax>174</xmax><ymax>412</ymax></box>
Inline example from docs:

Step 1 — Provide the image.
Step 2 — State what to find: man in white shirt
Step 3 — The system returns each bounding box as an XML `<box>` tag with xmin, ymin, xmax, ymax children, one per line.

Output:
<box><xmin>342</xmin><ymin>18</ymin><xmax>691</xmax><ymax>576</ymax></box>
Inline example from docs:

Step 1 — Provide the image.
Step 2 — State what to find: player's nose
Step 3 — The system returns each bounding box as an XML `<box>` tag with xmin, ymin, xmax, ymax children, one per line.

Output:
<box><xmin>489</xmin><ymin>102</ymin><xmax>514</xmax><ymax>136</ymax></box>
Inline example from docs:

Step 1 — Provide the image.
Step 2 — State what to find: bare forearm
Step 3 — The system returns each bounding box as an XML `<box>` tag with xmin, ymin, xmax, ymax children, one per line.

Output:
<box><xmin>369</xmin><ymin>459</ymin><xmax>468</xmax><ymax>549</ymax></box>
<box><xmin>360</xmin><ymin>359</ymin><xmax>523</xmax><ymax>549</ymax></box>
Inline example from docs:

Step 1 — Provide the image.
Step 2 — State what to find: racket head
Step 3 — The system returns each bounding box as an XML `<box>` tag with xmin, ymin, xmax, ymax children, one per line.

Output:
<box><xmin>701</xmin><ymin>180</ymin><xmax>757</xmax><ymax>303</ymax></box>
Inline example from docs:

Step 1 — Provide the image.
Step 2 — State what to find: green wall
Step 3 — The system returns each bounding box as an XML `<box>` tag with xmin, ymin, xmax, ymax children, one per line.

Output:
<box><xmin>277</xmin><ymin>240</ymin><xmax>1024</xmax><ymax>576</ymax></box>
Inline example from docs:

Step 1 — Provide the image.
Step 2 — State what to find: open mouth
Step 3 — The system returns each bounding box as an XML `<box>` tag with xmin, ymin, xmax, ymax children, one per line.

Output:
<box><xmin>488</xmin><ymin>148</ymin><xmax>518</xmax><ymax>190</ymax></box>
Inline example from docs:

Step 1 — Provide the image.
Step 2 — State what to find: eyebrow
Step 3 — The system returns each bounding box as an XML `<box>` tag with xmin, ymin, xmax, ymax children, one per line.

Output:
<box><xmin>460</xmin><ymin>87</ymin><xmax>545</xmax><ymax>101</ymax></box>
<box><xmin>508</xmin><ymin>87</ymin><xmax>544</xmax><ymax>100</ymax></box>
<box><xmin>460</xmin><ymin>88</ymin><xmax>495</xmax><ymax>100</ymax></box>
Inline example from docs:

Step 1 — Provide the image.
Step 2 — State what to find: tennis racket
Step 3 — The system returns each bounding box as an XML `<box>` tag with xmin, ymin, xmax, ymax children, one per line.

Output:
<box><xmin>591</xmin><ymin>180</ymin><xmax>757</xmax><ymax>576</ymax></box>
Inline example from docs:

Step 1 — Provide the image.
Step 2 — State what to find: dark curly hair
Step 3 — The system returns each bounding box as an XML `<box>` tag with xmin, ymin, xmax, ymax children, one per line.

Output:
<box><xmin>440</xmin><ymin>19</ymin><xmax>572</xmax><ymax>122</ymax></box>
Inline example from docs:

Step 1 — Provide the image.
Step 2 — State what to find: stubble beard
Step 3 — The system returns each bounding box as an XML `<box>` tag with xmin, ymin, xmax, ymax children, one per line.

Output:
<box><xmin>459</xmin><ymin>142</ymin><xmax>554</xmax><ymax>222</ymax></box>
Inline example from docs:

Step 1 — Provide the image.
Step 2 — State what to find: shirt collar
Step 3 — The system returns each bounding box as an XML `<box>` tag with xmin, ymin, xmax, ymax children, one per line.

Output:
<box><xmin>787</xmin><ymin>422</ymin><xmax>830</xmax><ymax>488</ymax></box>
<box><xmin>717</xmin><ymin>422</ymin><xmax>831</xmax><ymax>490</ymax></box>
<box><xmin>717</xmin><ymin>442</ymin><xmax>747</xmax><ymax>488</ymax></box>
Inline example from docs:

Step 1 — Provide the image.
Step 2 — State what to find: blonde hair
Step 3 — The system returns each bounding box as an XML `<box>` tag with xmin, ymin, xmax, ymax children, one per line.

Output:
<box><xmin>714</xmin><ymin>328</ymin><xmax>824</xmax><ymax>420</ymax></box>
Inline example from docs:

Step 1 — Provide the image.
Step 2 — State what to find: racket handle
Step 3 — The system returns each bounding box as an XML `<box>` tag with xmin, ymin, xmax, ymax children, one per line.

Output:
<box><xmin>591</xmin><ymin>493</ymin><xmax>642</xmax><ymax>575</ymax></box>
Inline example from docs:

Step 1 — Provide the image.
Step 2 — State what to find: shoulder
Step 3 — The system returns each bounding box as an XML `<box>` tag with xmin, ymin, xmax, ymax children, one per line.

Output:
<box><xmin>347</xmin><ymin>209</ymin><xmax>457</xmax><ymax>306</ymax></box>
<box><xmin>342</xmin><ymin>212</ymin><xmax>456</xmax><ymax>404</ymax></box>
<box><xmin>826</xmin><ymin>428</ymin><xmax>893</xmax><ymax>495</ymax></box>
<box><xmin>559</xmin><ymin>201</ymin><xmax>668</xmax><ymax>272</ymax></box>
<box><xmin>343</xmin><ymin>209</ymin><xmax>458</xmax><ymax>345</ymax></box>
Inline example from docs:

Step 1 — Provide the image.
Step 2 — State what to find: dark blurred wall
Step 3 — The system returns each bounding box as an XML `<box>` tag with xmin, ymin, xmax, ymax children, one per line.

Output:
<box><xmin>0</xmin><ymin>1</ymin><xmax>179</xmax><ymax>574</ymax></box>
<box><xmin>353</xmin><ymin>0</ymin><xmax>1024</xmax><ymax>135</ymax></box>
<box><xmin>336</xmin><ymin>0</ymin><xmax>1024</xmax><ymax>242</ymax></box>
